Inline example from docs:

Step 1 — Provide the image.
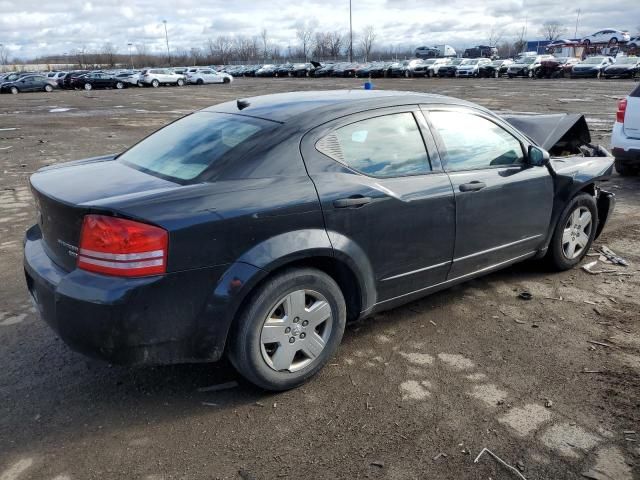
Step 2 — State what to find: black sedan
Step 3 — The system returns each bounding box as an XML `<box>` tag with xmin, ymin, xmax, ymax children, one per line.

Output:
<box><xmin>74</xmin><ymin>72</ymin><xmax>127</xmax><ymax>90</ymax></box>
<box><xmin>1</xmin><ymin>75</ymin><xmax>57</xmax><ymax>94</ymax></box>
<box><xmin>602</xmin><ymin>57</ymin><xmax>640</xmax><ymax>79</ymax></box>
<box><xmin>437</xmin><ymin>58</ymin><xmax>465</xmax><ymax>77</ymax></box>
<box><xmin>25</xmin><ymin>90</ymin><xmax>615</xmax><ymax>391</ymax></box>
<box><xmin>570</xmin><ymin>56</ymin><xmax>614</xmax><ymax>78</ymax></box>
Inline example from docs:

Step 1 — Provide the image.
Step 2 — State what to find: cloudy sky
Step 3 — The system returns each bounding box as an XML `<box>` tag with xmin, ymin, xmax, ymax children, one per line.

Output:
<box><xmin>1</xmin><ymin>0</ymin><xmax>639</xmax><ymax>59</ymax></box>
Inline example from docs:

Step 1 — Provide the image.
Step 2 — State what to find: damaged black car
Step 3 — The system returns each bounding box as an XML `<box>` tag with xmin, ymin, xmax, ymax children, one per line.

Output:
<box><xmin>24</xmin><ymin>90</ymin><xmax>615</xmax><ymax>391</ymax></box>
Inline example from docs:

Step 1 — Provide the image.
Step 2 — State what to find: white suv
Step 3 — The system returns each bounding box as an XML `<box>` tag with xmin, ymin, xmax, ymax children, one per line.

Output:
<box><xmin>140</xmin><ymin>69</ymin><xmax>185</xmax><ymax>87</ymax></box>
<box><xmin>186</xmin><ymin>68</ymin><xmax>233</xmax><ymax>85</ymax></box>
<box><xmin>426</xmin><ymin>58</ymin><xmax>451</xmax><ymax>77</ymax></box>
<box><xmin>611</xmin><ymin>83</ymin><xmax>640</xmax><ymax>176</ymax></box>
<box><xmin>455</xmin><ymin>58</ymin><xmax>492</xmax><ymax>77</ymax></box>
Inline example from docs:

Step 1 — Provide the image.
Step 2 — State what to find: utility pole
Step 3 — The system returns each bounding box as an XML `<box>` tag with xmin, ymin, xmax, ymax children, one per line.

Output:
<box><xmin>574</xmin><ymin>9</ymin><xmax>581</xmax><ymax>39</ymax></box>
<box><xmin>349</xmin><ymin>0</ymin><xmax>353</xmax><ymax>62</ymax></box>
<box><xmin>162</xmin><ymin>20</ymin><xmax>170</xmax><ymax>66</ymax></box>
<box><xmin>128</xmin><ymin>42</ymin><xmax>133</xmax><ymax>69</ymax></box>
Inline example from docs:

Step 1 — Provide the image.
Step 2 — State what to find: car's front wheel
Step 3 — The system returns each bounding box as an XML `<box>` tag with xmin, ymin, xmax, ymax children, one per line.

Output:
<box><xmin>229</xmin><ymin>268</ymin><xmax>346</xmax><ymax>391</ymax></box>
<box><xmin>115</xmin><ymin>82</ymin><xmax>124</xmax><ymax>89</ymax></box>
<box><xmin>547</xmin><ymin>193</ymin><xmax>598</xmax><ymax>270</ymax></box>
<box><xmin>615</xmin><ymin>159</ymin><xmax>636</xmax><ymax>176</ymax></box>
<box><xmin>44</xmin><ymin>84</ymin><xmax>53</xmax><ymax>92</ymax></box>
<box><xmin>177</xmin><ymin>78</ymin><xmax>185</xmax><ymax>87</ymax></box>
<box><xmin>10</xmin><ymin>86</ymin><xmax>19</xmax><ymax>94</ymax></box>
<box><xmin>151</xmin><ymin>79</ymin><xmax>160</xmax><ymax>88</ymax></box>
<box><xmin>84</xmin><ymin>83</ymin><xmax>92</xmax><ymax>90</ymax></box>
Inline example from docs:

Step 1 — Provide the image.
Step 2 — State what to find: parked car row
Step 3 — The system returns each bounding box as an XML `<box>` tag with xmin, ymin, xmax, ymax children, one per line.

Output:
<box><xmin>0</xmin><ymin>67</ymin><xmax>233</xmax><ymax>94</ymax></box>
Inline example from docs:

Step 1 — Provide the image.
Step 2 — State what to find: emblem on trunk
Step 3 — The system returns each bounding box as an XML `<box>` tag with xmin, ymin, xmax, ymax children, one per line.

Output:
<box><xmin>57</xmin><ymin>239</ymin><xmax>79</xmax><ymax>258</ymax></box>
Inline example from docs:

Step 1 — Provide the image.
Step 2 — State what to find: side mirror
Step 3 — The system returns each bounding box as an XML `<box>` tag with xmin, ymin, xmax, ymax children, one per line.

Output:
<box><xmin>527</xmin><ymin>145</ymin><xmax>550</xmax><ymax>167</ymax></box>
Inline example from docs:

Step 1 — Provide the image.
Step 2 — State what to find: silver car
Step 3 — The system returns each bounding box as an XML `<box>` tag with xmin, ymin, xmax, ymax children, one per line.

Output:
<box><xmin>140</xmin><ymin>69</ymin><xmax>186</xmax><ymax>88</ymax></box>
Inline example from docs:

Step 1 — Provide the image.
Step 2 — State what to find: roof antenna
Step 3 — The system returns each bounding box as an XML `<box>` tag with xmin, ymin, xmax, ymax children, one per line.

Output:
<box><xmin>237</xmin><ymin>99</ymin><xmax>250</xmax><ymax>110</ymax></box>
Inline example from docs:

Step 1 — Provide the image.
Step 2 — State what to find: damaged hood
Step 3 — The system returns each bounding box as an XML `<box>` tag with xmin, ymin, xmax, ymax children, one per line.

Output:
<box><xmin>502</xmin><ymin>113</ymin><xmax>591</xmax><ymax>153</ymax></box>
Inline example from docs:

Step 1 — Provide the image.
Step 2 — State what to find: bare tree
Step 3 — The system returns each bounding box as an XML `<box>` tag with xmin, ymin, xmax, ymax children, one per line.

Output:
<box><xmin>260</xmin><ymin>28</ymin><xmax>269</xmax><ymax>59</ymax></box>
<box><xmin>513</xmin><ymin>25</ymin><xmax>527</xmax><ymax>54</ymax></box>
<box><xmin>190</xmin><ymin>47</ymin><xmax>204</xmax><ymax>66</ymax></box>
<box><xmin>207</xmin><ymin>36</ymin><xmax>233</xmax><ymax>64</ymax></box>
<box><xmin>328</xmin><ymin>31</ymin><xmax>344</xmax><ymax>59</ymax></box>
<box><xmin>101</xmin><ymin>42</ymin><xmax>118</xmax><ymax>67</ymax></box>
<box><xmin>359</xmin><ymin>25</ymin><xmax>376</xmax><ymax>62</ymax></box>
<box><xmin>296</xmin><ymin>21</ymin><xmax>316</xmax><ymax>60</ymax></box>
<box><xmin>0</xmin><ymin>44</ymin><xmax>9</xmax><ymax>66</ymax></box>
<box><xmin>539</xmin><ymin>21</ymin><xmax>567</xmax><ymax>41</ymax></box>
<box><xmin>487</xmin><ymin>26</ymin><xmax>503</xmax><ymax>47</ymax></box>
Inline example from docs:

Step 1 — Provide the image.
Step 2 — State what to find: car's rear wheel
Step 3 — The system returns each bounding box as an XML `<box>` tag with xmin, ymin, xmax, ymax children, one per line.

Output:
<box><xmin>10</xmin><ymin>86</ymin><xmax>19</xmax><ymax>94</ymax></box>
<box><xmin>228</xmin><ymin>268</ymin><xmax>346</xmax><ymax>391</ymax></box>
<box><xmin>196</xmin><ymin>78</ymin><xmax>204</xmax><ymax>85</ymax></box>
<box><xmin>615</xmin><ymin>159</ymin><xmax>636</xmax><ymax>176</ymax></box>
<box><xmin>223</xmin><ymin>77</ymin><xmax>231</xmax><ymax>84</ymax></box>
<box><xmin>84</xmin><ymin>83</ymin><xmax>92</xmax><ymax>90</ymax></box>
<box><xmin>547</xmin><ymin>193</ymin><xmax>598</xmax><ymax>270</ymax></box>
<box><xmin>177</xmin><ymin>78</ymin><xmax>185</xmax><ymax>87</ymax></box>
<box><xmin>151</xmin><ymin>79</ymin><xmax>160</xmax><ymax>88</ymax></box>
<box><xmin>115</xmin><ymin>82</ymin><xmax>124</xmax><ymax>89</ymax></box>
<box><xmin>44</xmin><ymin>84</ymin><xmax>53</xmax><ymax>92</ymax></box>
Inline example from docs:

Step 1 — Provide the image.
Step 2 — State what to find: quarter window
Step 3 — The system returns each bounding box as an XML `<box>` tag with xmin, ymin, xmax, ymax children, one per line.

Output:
<box><xmin>316</xmin><ymin>113</ymin><xmax>431</xmax><ymax>178</ymax></box>
<box><xmin>429</xmin><ymin>111</ymin><xmax>524</xmax><ymax>171</ymax></box>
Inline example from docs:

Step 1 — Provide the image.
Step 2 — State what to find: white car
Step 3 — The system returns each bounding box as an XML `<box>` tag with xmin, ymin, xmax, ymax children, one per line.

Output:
<box><xmin>186</xmin><ymin>68</ymin><xmax>233</xmax><ymax>85</ymax></box>
<box><xmin>139</xmin><ymin>69</ymin><xmax>185</xmax><ymax>87</ymax></box>
<box><xmin>582</xmin><ymin>29</ymin><xmax>631</xmax><ymax>46</ymax></box>
<box><xmin>455</xmin><ymin>58</ymin><xmax>491</xmax><ymax>77</ymax></box>
<box><xmin>611</xmin><ymin>83</ymin><xmax>640</xmax><ymax>176</ymax></box>
<box><xmin>46</xmin><ymin>72</ymin><xmax>67</xmax><ymax>82</ymax></box>
<box><xmin>426</xmin><ymin>58</ymin><xmax>452</xmax><ymax>77</ymax></box>
<box><xmin>114</xmin><ymin>71</ymin><xmax>142</xmax><ymax>87</ymax></box>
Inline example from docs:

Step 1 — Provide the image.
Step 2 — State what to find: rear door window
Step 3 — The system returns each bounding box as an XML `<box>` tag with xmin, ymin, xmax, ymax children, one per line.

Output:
<box><xmin>316</xmin><ymin>112</ymin><xmax>431</xmax><ymax>178</ymax></box>
<box><xmin>119</xmin><ymin>112</ymin><xmax>273</xmax><ymax>182</ymax></box>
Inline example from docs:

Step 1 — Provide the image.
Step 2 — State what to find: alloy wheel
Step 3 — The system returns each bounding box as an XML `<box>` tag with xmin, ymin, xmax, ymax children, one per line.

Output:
<box><xmin>84</xmin><ymin>83</ymin><xmax>92</xmax><ymax>90</ymax></box>
<box><xmin>260</xmin><ymin>289</ymin><xmax>333</xmax><ymax>373</ymax></box>
<box><xmin>562</xmin><ymin>207</ymin><xmax>592</xmax><ymax>259</ymax></box>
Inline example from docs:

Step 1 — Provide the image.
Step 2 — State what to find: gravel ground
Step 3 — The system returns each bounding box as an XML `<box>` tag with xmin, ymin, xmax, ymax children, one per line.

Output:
<box><xmin>1</xmin><ymin>77</ymin><xmax>639</xmax><ymax>480</ymax></box>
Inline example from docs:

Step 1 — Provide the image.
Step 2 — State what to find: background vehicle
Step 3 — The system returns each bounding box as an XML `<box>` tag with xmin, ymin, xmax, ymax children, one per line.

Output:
<box><xmin>46</xmin><ymin>71</ymin><xmax>67</xmax><ymax>83</ymax></box>
<box><xmin>415</xmin><ymin>45</ymin><xmax>457</xmax><ymax>59</ymax></box>
<box><xmin>479</xmin><ymin>59</ymin><xmax>512</xmax><ymax>78</ymax></box>
<box><xmin>76</xmin><ymin>72</ymin><xmax>126</xmax><ymax>90</ymax></box>
<box><xmin>611</xmin><ymin>83</ymin><xmax>640</xmax><ymax>175</ymax></box>
<box><xmin>390</xmin><ymin>59</ymin><xmax>423</xmax><ymax>78</ymax></box>
<box><xmin>426</xmin><ymin>58</ymin><xmax>452</xmax><ymax>77</ymax></box>
<box><xmin>186</xmin><ymin>68</ymin><xmax>232</xmax><ymax>85</ymax></box>
<box><xmin>570</xmin><ymin>56</ymin><xmax>614</xmax><ymax>78</ymax></box>
<box><xmin>537</xmin><ymin>57</ymin><xmax>580</xmax><ymax>78</ymax></box>
<box><xmin>455</xmin><ymin>58</ymin><xmax>491</xmax><ymax>77</ymax></box>
<box><xmin>507</xmin><ymin>55</ymin><xmax>553</xmax><ymax>78</ymax></box>
<box><xmin>24</xmin><ymin>90</ymin><xmax>614</xmax><ymax>391</ymax></box>
<box><xmin>463</xmin><ymin>45</ymin><xmax>498</xmax><ymax>59</ymax></box>
<box><xmin>582</xmin><ymin>29</ymin><xmax>631</xmax><ymax>46</ymax></box>
<box><xmin>114</xmin><ymin>71</ymin><xmax>142</xmax><ymax>86</ymax></box>
<box><xmin>140</xmin><ymin>69</ymin><xmax>186</xmax><ymax>87</ymax></box>
<box><xmin>292</xmin><ymin>63</ymin><xmax>317</xmax><ymax>77</ymax></box>
<box><xmin>0</xmin><ymin>75</ymin><xmax>57</xmax><ymax>94</ymax></box>
<box><xmin>602</xmin><ymin>57</ymin><xmax>640</xmax><ymax>79</ymax></box>
<box><xmin>437</xmin><ymin>58</ymin><xmax>465</xmax><ymax>77</ymax></box>
<box><xmin>256</xmin><ymin>64</ymin><xmax>278</xmax><ymax>77</ymax></box>
<box><xmin>61</xmin><ymin>70</ymin><xmax>91</xmax><ymax>89</ymax></box>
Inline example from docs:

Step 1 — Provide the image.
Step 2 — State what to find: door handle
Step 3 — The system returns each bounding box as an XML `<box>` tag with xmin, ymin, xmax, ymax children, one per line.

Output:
<box><xmin>459</xmin><ymin>181</ymin><xmax>486</xmax><ymax>192</ymax></box>
<box><xmin>333</xmin><ymin>196</ymin><xmax>372</xmax><ymax>208</ymax></box>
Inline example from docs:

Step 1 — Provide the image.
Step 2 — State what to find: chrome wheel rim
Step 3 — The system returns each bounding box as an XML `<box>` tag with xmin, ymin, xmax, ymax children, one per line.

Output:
<box><xmin>260</xmin><ymin>289</ymin><xmax>333</xmax><ymax>373</ymax></box>
<box><xmin>562</xmin><ymin>207</ymin><xmax>592</xmax><ymax>259</ymax></box>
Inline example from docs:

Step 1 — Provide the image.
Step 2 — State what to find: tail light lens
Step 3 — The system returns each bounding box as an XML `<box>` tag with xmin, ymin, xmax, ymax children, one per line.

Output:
<box><xmin>78</xmin><ymin>215</ymin><xmax>168</xmax><ymax>277</ymax></box>
<box><xmin>616</xmin><ymin>98</ymin><xmax>627</xmax><ymax>124</ymax></box>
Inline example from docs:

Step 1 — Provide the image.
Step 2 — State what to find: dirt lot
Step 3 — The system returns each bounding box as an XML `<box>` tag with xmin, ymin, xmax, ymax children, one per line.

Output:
<box><xmin>1</xmin><ymin>77</ymin><xmax>639</xmax><ymax>480</ymax></box>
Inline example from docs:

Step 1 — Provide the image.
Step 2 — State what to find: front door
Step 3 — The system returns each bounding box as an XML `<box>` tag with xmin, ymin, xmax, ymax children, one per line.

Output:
<box><xmin>301</xmin><ymin>107</ymin><xmax>456</xmax><ymax>303</ymax></box>
<box><xmin>425</xmin><ymin>107</ymin><xmax>554</xmax><ymax>278</ymax></box>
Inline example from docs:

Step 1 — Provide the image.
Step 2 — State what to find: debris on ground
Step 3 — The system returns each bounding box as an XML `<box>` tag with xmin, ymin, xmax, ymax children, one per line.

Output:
<box><xmin>433</xmin><ymin>453</ymin><xmax>448</xmax><ymax>461</ymax></box>
<box><xmin>545</xmin><ymin>399</ymin><xmax>553</xmax><ymax>408</ymax></box>
<box><xmin>581</xmin><ymin>260</ymin><xmax>618</xmax><ymax>275</ymax></box>
<box><xmin>474</xmin><ymin>448</ymin><xmax>528</xmax><ymax>480</ymax></box>
<box><xmin>518</xmin><ymin>291</ymin><xmax>533</xmax><ymax>301</ymax></box>
<box><xmin>370</xmin><ymin>460</ymin><xmax>385</xmax><ymax>468</ymax></box>
<box><xmin>598</xmin><ymin>246</ymin><xmax>629</xmax><ymax>266</ymax></box>
<box><xmin>587</xmin><ymin>340</ymin><xmax>614</xmax><ymax>348</ymax></box>
<box><xmin>197</xmin><ymin>380</ymin><xmax>239</xmax><ymax>393</ymax></box>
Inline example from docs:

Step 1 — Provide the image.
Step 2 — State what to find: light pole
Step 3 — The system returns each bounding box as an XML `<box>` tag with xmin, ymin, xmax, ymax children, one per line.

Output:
<box><xmin>162</xmin><ymin>20</ymin><xmax>171</xmax><ymax>66</ymax></box>
<box><xmin>349</xmin><ymin>0</ymin><xmax>353</xmax><ymax>62</ymax></box>
<box><xmin>574</xmin><ymin>9</ymin><xmax>581</xmax><ymax>39</ymax></box>
<box><xmin>127</xmin><ymin>42</ymin><xmax>133</xmax><ymax>69</ymax></box>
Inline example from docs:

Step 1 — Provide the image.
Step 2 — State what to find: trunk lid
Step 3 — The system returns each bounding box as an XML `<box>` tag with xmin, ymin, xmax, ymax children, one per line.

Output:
<box><xmin>30</xmin><ymin>156</ymin><xmax>179</xmax><ymax>271</ymax></box>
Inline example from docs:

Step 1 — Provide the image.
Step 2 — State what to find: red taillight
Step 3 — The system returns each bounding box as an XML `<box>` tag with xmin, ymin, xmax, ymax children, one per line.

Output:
<box><xmin>77</xmin><ymin>215</ymin><xmax>168</xmax><ymax>277</ymax></box>
<box><xmin>616</xmin><ymin>98</ymin><xmax>627</xmax><ymax>124</ymax></box>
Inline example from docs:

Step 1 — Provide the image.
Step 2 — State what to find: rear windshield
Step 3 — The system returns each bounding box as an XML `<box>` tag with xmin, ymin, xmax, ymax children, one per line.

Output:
<box><xmin>119</xmin><ymin>112</ymin><xmax>269</xmax><ymax>182</ymax></box>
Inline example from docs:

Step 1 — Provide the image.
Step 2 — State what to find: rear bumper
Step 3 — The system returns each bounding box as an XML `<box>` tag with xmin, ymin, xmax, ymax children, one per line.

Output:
<box><xmin>24</xmin><ymin>224</ymin><xmax>257</xmax><ymax>366</ymax></box>
<box><xmin>611</xmin><ymin>122</ymin><xmax>640</xmax><ymax>163</ymax></box>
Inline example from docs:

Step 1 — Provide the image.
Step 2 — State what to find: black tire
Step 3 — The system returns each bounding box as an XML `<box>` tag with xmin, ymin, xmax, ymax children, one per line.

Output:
<box><xmin>223</xmin><ymin>77</ymin><xmax>231</xmax><ymax>84</ymax></box>
<box><xmin>177</xmin><ymin>78</ymin><xmax>185</xmax><ymax>87</ymax></box>
<box><xmin>44</xmin><ymin>84</ymin><xmax>53</xmax><ymax>92</ymax></box>
<box><xmin>196</xmin><ymin>78</ymin><xmax>204</xmax><ymax>85</ymax></box>
<box><xmin>151</xmin><ymin>79</ymin><xmax>159</xmax><ymax>88</ymax></box>
<box><xmin>228</xmin><ymin>268</ymin><xmax>346</xmax><ymax>391</ymax></box>
<box><xmin>547</xmin><ymin>193</ymin><xmax>598</xmax><ymax>271</ymax></box>
<box><xmin>609</xmin><ymin>37</ymin><xmax>618</xmax><ymax>45</ymax></box>
<box><xmin>615</xmin><ymin>159</ymin><xmax>636</xmax><ymax>176</ymax></box>
<box><xmin>115</xmin><ymin>82</ymin><xmax>124</xmax><ymax>89</ymax></box>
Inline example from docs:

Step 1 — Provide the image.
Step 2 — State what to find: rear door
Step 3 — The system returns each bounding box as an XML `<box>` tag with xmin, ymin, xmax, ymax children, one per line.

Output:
<box><xmin>301</xmin><ymin>106</ymin><xmax>456</xmax><ymax>302</ymax></box>
<box><xmin>624</xmin><ymin>84</ymin><xmax>640</xmax><ymax>139</ymax></box>
<box><xmin>424</xmin><ymin>106</ymin><xmax>553</xmax><ymax>278</ymax></box>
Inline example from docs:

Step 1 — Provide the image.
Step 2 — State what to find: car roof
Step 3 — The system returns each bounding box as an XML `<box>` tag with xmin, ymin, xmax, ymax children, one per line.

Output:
<box><xmin>204</xmin><ymin>90</ymin><xmax>482</xmax><ymax>123</ymax></box>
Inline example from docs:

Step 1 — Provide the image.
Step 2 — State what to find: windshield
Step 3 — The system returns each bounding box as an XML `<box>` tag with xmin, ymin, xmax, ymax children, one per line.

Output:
<box><xmin>465</xmin><ymin>60</ymin><xmax>479</xmax><ymax>65</ymax></box>
<box><xmin>521</xmin><ymin>58</ymin><xmax>536</xmax><ymax>64</ymax></box>
<box><xmin>119</xmin><ymin>112</ymin><xmax>270</xmax><ymax>182</ymax></box>
<box><xmin>583</xmin><ymin>57</ymin><xmax>604</xmax><ymax>64</ymax></box>
<box><xmin>617</xmin><ymin>57</ymin><xmax>638</xmax><ymax>64</ymax></box>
